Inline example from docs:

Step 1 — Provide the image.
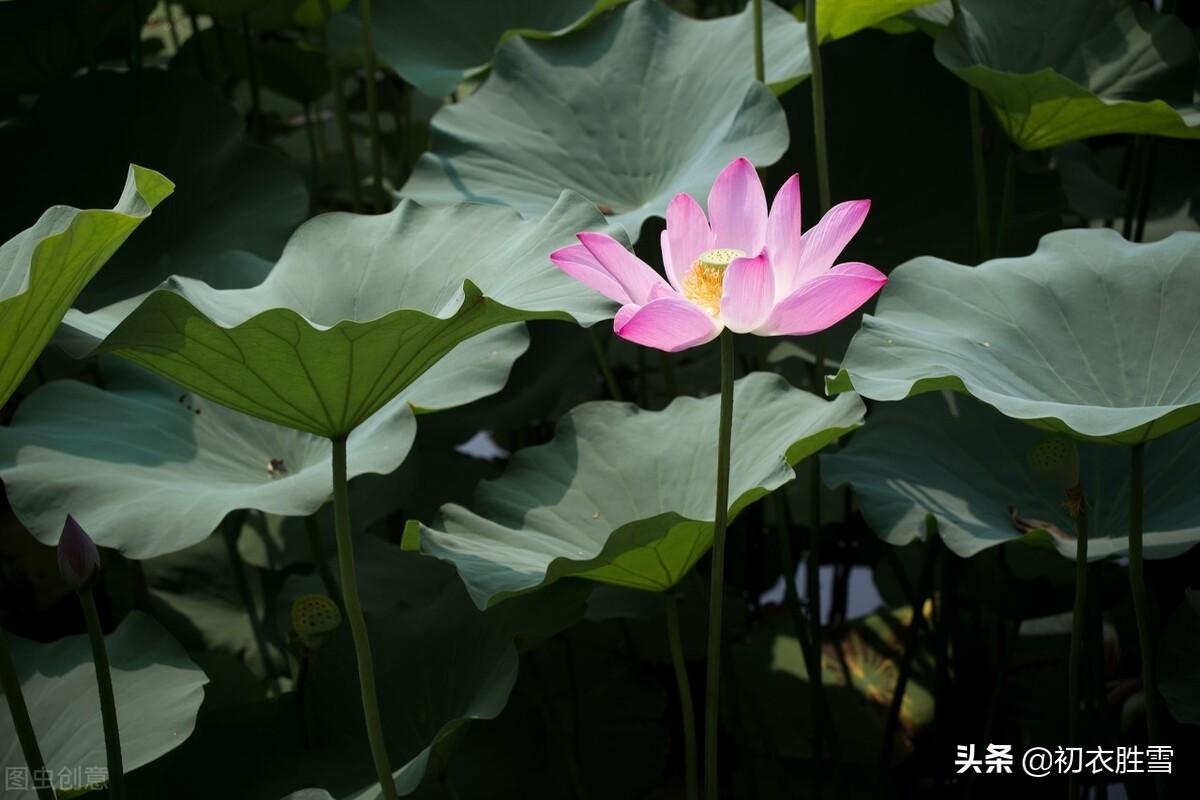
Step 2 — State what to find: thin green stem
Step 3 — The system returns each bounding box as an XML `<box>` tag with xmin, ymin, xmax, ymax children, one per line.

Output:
<box><xmin>804</xmin><ymin>8</ymin><xmax>838</xmax><ymax>788</ymax></box>
<box><xmin>880</xmin><ymin>516</ymin><xmax>939</xmax><ymax>770</ymax></box>
<box><xmin>1133</xmin><ymin>139</ymin><xmax>1158</xmax><ymax>244</ymax></box>
<box><xmin>1128</xmin><ymin>443</ymin><xmax>1165</xmax><ymax>800</ymax></box>
<box><xmin>807</xmin><ymin>458</ymin><xmax>827</xmax><ymax>797</ymax></box>
<box><xmin>666</xmin><ymin>594</ymin><xmax>699</xmax><ymax>800</ymax></box>
<box><xmin>1122</xmin><ymin>137</ymin><xmax>1148</xmax><ymax>241</ymax></box>
<box><xmin>303</xmin><ymin>102</ymin><xmax>321</xmax><ymax>187</ymax></box>
<box><xmin>995</xmin><ymin>148</ymin><xmax>1017</xmax><ymax>257</ymax></box>
<box><xmin>0</xmin><ymin>632</ymin><xmax>55</xmax><ymax>800</ymax></box>
<box><xmin>305</xmin><ymin>513</ymin><xmax>341</xmax><ymax>605</ymax></box>
<box><xmin>221</xmin><ymin>513</ymin><xmax>282</xmax><ymax>692</ymax></box>
<box><xmin>703</xmin><ymin>330</ymin><xmax>735</xmax><ymax>800</ymax></box>
<box><xmin>358</xmin><ymin>0</ymin><xmax>387</xmax><ymax>212</ymax></box>
<box><xmin>773</xmin><ymin>493</ymin><xmax>812</xmax><ymax>654</ymax></box>
<box><xmin>804</xmin><ymin>0</ymin><xmax>831</xmax><ymax>214</ymax></box>
<box><xmin>332</xmin><ymin>436</ymin><xmax>397</xmax><ymax>800</ymax></box>
<box><xmin>78</xmin><ymin>589</ymin><xmax>125</xmax><ymax>799</ymax></box>
<box><xmin>967</xmin><ymin>88</ymin><xmax>992</xmax><ymax>262</ymax></box>
<box><xmin>319</xmin><ymin>0</ymin><xmax>362</xmax><ymax>212</ymax></box>
<box><xmin>949</xmin><ymin>0</ymin><xmax>991</xmax><ymax>262</ymax></box>
<box><xmin>588</xmin><ymin>329</ymin><xmax>623</xmax><ymax>401</ymax></box>
<box><xmin>752</xmin><ymin>0</ymin><xmax>764</xmax><ymax>83</ymax></box>
<box><xmin>1068</xmin><ymin>495</ymin><xmax>1088</xmax><ymax>800</ymax></box>
<box><xmin>240</xmin><ymin>15</ymin><xmax>262</xmax><ymax>141</ymax></box>
<box><xmin>163</xmin><ymin>3</ymin><xmax>180</xmax><ymax>51</ymax></box>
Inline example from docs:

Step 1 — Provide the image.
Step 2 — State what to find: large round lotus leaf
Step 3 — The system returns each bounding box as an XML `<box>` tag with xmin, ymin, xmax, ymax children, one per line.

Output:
<box><xmin>0</xmin><ymin>70</ymin><xmax>307</xmax><ymax>311</ymax></box>
<box><xmin>0</xmin><ymin>326</ymin><xmax>525</xmax><ymax>559</ymax></box>
<box><xmin>0</xmin><ymin>613</ymin><xmax>208</xmax><ymax>799</ymax></box>
<box><xmin>1160</xmin><ymin>591</ymin><xmax>1200</xmax><ymax>725</ymax></box>
<box><xmin>933</xmin><ymin>0</ymin><xmax>1200</xmax><ymax>150</ymax></box>
<box><xmin>801</xmin><ymin>0</ymin><xmax>941</xmax><ymax>43</ymax></box>
<box><xmin>822</xmin><ymin>394</ymin><xmax>1200</xmax><ymax>560</ymax></box>
<box><xmin>410</xmin><ymin>372</ymin><xmax>865</xmax><ymax>608</ymax></box>
<box><xmin>828</xmin><ymin>229</ymin><xmax>1200</xmax><ymax>444</ymax></box>
<box><xmin>354</xmin><ymin>0</ymin><xmax>630</xmax><ymax>99</ymax></box>
<box><xmin>400</xmin><ymin>0</ymin><xmax>803</xmax><ymax>241</ymax></box>
<box><xmin>0</xmin><ymin>166</ymin><xmax>170</xmax><ymax>409</ymax></box>
<box><xmin>59</xmin><ymin>193</ymin><xmax>617</xmax><ymax>438</ymax></box>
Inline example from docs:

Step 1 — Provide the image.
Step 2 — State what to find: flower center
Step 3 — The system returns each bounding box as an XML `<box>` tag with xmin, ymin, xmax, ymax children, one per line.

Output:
<box><xmin>681</xmin><ymin>248</ymin><xmax>745</xmax><ymax>316</ymax></box>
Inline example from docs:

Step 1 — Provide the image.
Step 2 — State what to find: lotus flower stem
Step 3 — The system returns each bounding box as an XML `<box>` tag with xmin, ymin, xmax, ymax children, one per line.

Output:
<box><xmin>804</xmin><ymin>0</ymin><xmax>831</xmax><ymax>214</ymax></box>
<box><xmin>319</xmin><ymin>0</ymin><xmax>363</xmax><ymax>212</ymax></box>
<box><xmin>666</xmin><ymin>593</ymin><xmax>698</xmax><ymax>800</ymax></box>
<box><xmin>331</xmin><ymin>436</ymin><xmax>397</xmax><ymax>800</ymax></box>
<box><xmin>1128</xmin><ymin>442</ymin><xmax>1165</xmax><ymax>800</ymax></box>
<box><xmin>78</xmin><ymin>587</ymin><xmax>125</xmax><ymax>799</ymax></box>
<box><xmin>358</xmin><ymin>0</ymin><xmax>388</xmax><ymax>213</ymax></box>
<box><xmin>703</xmin><ymin>329</ymin><xmax>735</xmax><ymax>800</ymax></box>
<box><xmin>0</xmin><ymin>632</ymin><xmax>55</xmax><ymax>800</ymax></box>
<box><xmin>752</xmin><ymin>0</ymin><xmax>764</xmax><ymax>83</ymax></box>
<box><xmin>588</xmin><ymin>329</ymin><xmax>623</xmax><ymax>401</ymax></box>
<box><xmin>1068</xmin><ymin>491</ymin><xmax>1088</xmax><ymax>800</ymax></box>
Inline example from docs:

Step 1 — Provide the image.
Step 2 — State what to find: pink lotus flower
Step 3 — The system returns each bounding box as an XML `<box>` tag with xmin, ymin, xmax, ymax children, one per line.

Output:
<box><xmin>550</xmin><ymin>157</ymin><xmax>887</xmax><ymax>352</ymax></box>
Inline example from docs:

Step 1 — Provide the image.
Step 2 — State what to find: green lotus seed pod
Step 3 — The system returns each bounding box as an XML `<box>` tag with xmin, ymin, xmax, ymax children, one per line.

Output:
<box><xmin>291</xmin><ymin>594</ymin><xmax>342</xmax><ymax>649</ymax></box>
<box><xmin>1026</xmin><ymin>435</ymin><xmax>1080</xmax><ymax>490</ymax></box>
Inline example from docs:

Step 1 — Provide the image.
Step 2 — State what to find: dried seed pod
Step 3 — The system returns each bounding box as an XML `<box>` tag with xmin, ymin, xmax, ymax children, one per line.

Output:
<box><xmin>291</xmin><ymin>594</ymin><xmax>342</xmax><ymax>649</ymax></box>
<box><xmin>1026</xmin><ymin>435</ymin><xmax>1080</xmax><ymax>491</ymax></box>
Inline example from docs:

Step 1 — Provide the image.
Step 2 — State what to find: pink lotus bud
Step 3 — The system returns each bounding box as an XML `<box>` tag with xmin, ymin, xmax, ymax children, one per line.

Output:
<box><xmin>58</xmin><ymin>515</ymin><xmax>99</xmax><ymax>590</ymax></box>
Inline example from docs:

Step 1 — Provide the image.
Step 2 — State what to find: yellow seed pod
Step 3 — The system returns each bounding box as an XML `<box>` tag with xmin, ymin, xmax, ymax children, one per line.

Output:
<box><xmin>291</xmin><ymin>594</ymin><xmax>342</xmax><ymax>649</ymax></box>
<box><xmin>1026</xmin><ymin>435</ymin><xmax>1080</xmax><ymax>491</ymax></box>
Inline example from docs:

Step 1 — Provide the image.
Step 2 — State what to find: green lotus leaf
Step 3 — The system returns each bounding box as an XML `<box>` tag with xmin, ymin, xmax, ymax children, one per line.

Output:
<box><xmin>1160</xmin><ymin>591</ymin><xmax>1200</xmax><ymax>725</ymax></box>
<box><xmin>358</xmin><ymin>0</ymin><xmax>630</xmax><ymax>99</ymax></box>
<box><xmin>0</xmin><ymin>613</ymin><xmax>208</xmax><ymax>799</ymax></box>
<box><xmin>400</xmin><ymin>0</ymin><xmax>804</xmax><ymax>240</ymax></box>
<box><xmin>410</xmin><ymin>372</ymin><xmax>865</xmax><ymax>608</ymax></box>
<box><xmin>933</xmin><ymin>0</ymin><xmax>1200</xmax><ymax>150</ymax></box>
<box><xmin>800</xmin><ymin>0</ymin><xmax>941</xmax><ymax>43</ymax></box>
<box><xmin>822</xmin><ymin>394</ymin><xmax>1200</xmax><ymax>560</ymax></box>
<box><xmin>0</xmin><ymin>165</ymin><xmax>171</xmax><ymax>409</ymax></box>
<box><xmin>0</xmin><ymin>325</ymin><xmax>524</xmax><ymax>559</ymax></box>
<box><xmin>0</xmin><ymin>70</ymin><xmax>306</xmax><ymax>311</ymax></box>
<box><xmin>828</xmin><ymin>229</ymin><xmax>1200</xmax><ymax>444</ymax></box>
<box><xmin>60</xmin><ymin>193</ymin><xmax>617</xmax><ymax>438</ymax></box>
